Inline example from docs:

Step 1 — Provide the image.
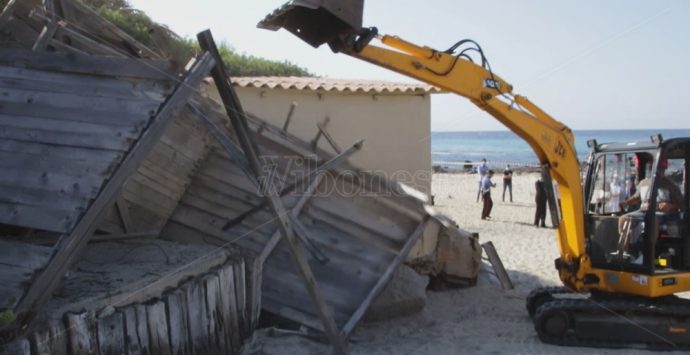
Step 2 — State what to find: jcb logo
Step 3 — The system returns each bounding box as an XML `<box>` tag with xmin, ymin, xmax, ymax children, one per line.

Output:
<box><xmin>554</xmin><ymin>141</ymin><xmax>566</xmax><ymax>158</ymax></box>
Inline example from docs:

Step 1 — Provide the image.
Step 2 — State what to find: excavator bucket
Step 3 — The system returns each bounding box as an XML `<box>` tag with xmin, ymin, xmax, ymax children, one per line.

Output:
<box><xmin>258</xmin><ymin>0</ymin><xmax>364</xmax><ymax>48</ymax></box>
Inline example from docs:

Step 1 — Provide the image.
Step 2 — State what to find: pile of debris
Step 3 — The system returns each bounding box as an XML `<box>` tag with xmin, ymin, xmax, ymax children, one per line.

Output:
<box><xmin>0</xmin><ymin>1</ymin><xmax>482</xmax><ymax>354</ymax></box>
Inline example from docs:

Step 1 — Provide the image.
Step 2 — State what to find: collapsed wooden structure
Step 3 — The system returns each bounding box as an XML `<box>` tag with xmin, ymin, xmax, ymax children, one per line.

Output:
<box><xmin>0</xmin><ymin>1</ymin><xmax>481</xmax><ymax>354</ymax></box>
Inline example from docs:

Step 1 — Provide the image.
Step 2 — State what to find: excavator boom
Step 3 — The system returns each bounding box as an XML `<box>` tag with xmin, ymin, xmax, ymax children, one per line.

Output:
<box><xmin>261</xmin><ymin>0</ymin><xmax>588</xmax><ymax>289</ymax></box>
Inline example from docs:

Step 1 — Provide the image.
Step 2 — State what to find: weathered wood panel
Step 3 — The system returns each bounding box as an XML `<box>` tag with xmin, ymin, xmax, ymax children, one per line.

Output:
<box><xmin>122</xmin><ymin>305</ymin><xmax>149</xmax><ymax>355</ymax></box>
<box><xmin>165</xmin><ymin>290</ymin><xmax>189</xmax><ymax>355</ymax></box>
<box><xmin>146</xmin><ymin>301</ymin><xmax>171</xmax><ymax>355</ymax></box>
<box><xmin>65</xmin><ymin>312</ymin><xmax>97</xmax><ymax>355</ymax></box>
<box><xmin>97</xmin><ymin>311</ymin><xmax>125</xmax><ymax>355</ymax></box>
<box><xmin>30</xmin><ymin>320</ymin><xmax>67</xmax><ymax>355</ymax></box>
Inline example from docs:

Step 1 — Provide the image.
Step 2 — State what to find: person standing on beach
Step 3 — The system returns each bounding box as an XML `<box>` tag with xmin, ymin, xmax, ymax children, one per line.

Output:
<box><xmin>534</xmin><ymin>177</ymin><xmax>547</xmax><ymax>227</ymax></box>
<box><xmin>481</xmin><ymin>170</ymin><xmax>496</xmax><ymax>220</ymax></box>
<box><xmin>502</xmin><ymin>164</ymin><xmax>513</xmax><ymax>202</ymax></box>
<box><xmin>476</xmin><ymin>158</ymin><xmax>489</xmax><ymax>202</ymax></box>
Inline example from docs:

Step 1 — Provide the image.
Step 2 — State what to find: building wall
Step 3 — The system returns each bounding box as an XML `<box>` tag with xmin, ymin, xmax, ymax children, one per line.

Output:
<box><xmin>207</xmin><ymin>85</ymin><xmax>432</xmax><ymax>193</ymax></box>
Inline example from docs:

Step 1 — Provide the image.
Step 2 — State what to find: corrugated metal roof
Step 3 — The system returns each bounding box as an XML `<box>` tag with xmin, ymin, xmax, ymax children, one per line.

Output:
<box><xmin>230</xmin><ymin>76</ymin><xmax>442</xmax><ymax>94</ymax></box>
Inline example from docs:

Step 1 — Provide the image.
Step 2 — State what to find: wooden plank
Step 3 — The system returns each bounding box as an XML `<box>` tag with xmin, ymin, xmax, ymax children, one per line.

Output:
<box><xmin>203</xmin><ymin>275</ymin><xmax>226</xmax><ymax>354</ymax></box>
<box><xmin>122</xmin><ymin>305</ymin><xmax>148</xmax><ymax>355</ymax></box>
<box><xmin>65</xmin><ymin>312</ymin><xmax>96</xmax><ymax>355</ymax></box>
<box><xmin>0</xmin><ymin>139</ymin><xmax>122</xmax><ymax>163</ymax></box>
<box><xmin>0</xmin><ymin>150</ymin><xmax>116</xmax><ymax>176</ymax></box>
<box><xmin>146</xmin><ymin>301</ymin><xmax>171</xmax><ymax>355</ymax></box>
<box><xmin>0</xmin><ymin>87</ymin><xmax>162</xmax><ymax>119</ymax></box>
<box><xmin>0</xmin><ymin>240</ymin><xmax>51</xmax><ymax>270</ymax></box>
<box><xmin>342</xmin><ymin>217</ymin><xmax>430</xmax><ymax>336</ymax></box>
<box><xmin>169</xmin><ymin>202</ymin><xmax>275</xmax><ymax>244</ymax></box>
<box><xmin>0</xmin><ymin>184</ymin><xmax>90</xmax><ymax>212</ymax></box>
<box><xmin>31</xmin><ymin>18</ymin><xmax>58</xmax><ymax>52</ymax></box>
<box><xmin>88</xmin><ymin>231</ymin><xmax>157</xmax><ymax>244</ymax></box>
<box><xmin>0</xmin><ymin>124</ymin><xmax>132</xmax><ymax>151</ymax></box>
<box><xmin>482</xmin><ymin>241</ymin><xmax>514</xmax><ymax>290</ymax></box>
<box><xmin>0</xmin><ymin>201</ymin><xmax>76</xmax><ymax>233</ymax></box>
<box><xmin>0</xmin><ymin>48</ymin><xmax>175</xmax><ymax>80</ymax></box>
<box><xmin>282</xmin><ymin>101</ymin><xmax>298</xmax><ymax>132</ymax></box>
<box><xmin>232</xmin><ymin>259</ymin><xmax>247</xmax><ymax>341</ymax></box>
<box><xmin>10</xmin><ymin>54</ymin><xmax>215</xmax><ymax>332</ymax></box>
<box><xmin>0</xmin><ymin>114</ymin><xmax>139</xmax><ymax>136</ymax></box>
<box><xmin>245</xmin><ymin>255</ymin><xmax>263</xmax><ymax>335</ymax></box>
<box><xmin>310</xmin><ymin>197</ymin><xmax>408</xmax><ymax>242</ymax></box>
<box><xmin>165</xmin><ymin>289</ymin><xmax>190</xmax><ymax>355</ymax></box>
<box><xmin>30</xmin><ymin>319</ymin><xmax>67</xmax><ymax>355</ymax></box>
<box><xmin>217</xmin><ymin>263</ymin><xmax>241</xmax><ymax>352</ymax></box>
<box><xmin>317</xmin><ymin>120</ymin><xmax>342</xmax><ymax>154</ymax></box>
<box><xmin>185</xmin><ymin>281</ymin><xmax>209</xmax><ymax>355</ymax></box>
<box><xmin>0</xmin><ymin>64</ymin><xmax>167</xmax><ymax>100</ymax></box>
<box><xmin>0</xmin><ymin>100</ymin><xmax>149</xmax><ymax>126</ymax></box>
<box><xmin>135</xmin><ymin>304</ymin><xmax>152</xmax><ymax>355</ymax></box>
<box><xmin>304</xmin><ymin>207</ymin><xmax>402</xmax><ymax>256</ymax></box>
<box><xmin>97</xmin><ymin>310</ymin><xmax>125</xmax><ymax>355</ymax></box>
<box><xmin>0</xmin><ymin>167</ymin><xmax>105</xmax><ymax>202</ymax></box>
<box><xmin>0</xmin><ymin>0</ymin><xmax>18</xmax><ymax>27</ymax></box>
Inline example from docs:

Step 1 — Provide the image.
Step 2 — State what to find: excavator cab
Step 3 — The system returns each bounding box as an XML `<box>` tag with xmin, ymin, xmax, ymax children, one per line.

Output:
<box><xmin>584</xmin><ymin>136</ymin><xmax>690</xmax><ymax>276</ymax></box>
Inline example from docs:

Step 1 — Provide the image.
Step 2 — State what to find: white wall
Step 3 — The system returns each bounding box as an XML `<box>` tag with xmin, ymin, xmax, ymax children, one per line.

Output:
<box><xmin>207</xmin><ymin>84</ymin><xmax>433</xmax><ymax>193</ymax></box>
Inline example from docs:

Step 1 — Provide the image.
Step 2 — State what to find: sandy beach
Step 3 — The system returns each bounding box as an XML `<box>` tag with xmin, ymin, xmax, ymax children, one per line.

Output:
<box><xmin>243</xmin><ymin>172</ymin><xmax>686</xmax><ymax>355</ymax></box>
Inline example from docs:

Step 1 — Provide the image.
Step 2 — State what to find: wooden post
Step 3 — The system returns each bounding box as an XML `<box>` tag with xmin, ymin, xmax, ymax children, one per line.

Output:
<box><xmin>282</xmin><ymin>101</ymin><xmax>298</xmax><ymax>132</ymax></box>
<box><xmin>317</xmin><ymin>121</ymin><xmax>342</xmax><ymax>154</ymax></box>
<box><xmin>481</xmin><ymin>241</ymin><xmax>514</xmax><ymax>290</ymax></box>
<box><xmin>197</xmin><ymin>29</ymin><xmax>347</xmax><ymax>355</ymax></box>
<box><xmin>7</xmin><ymin>53</ymin><xmax>216</xmax><ymax>334</ymax></box>
<box><xmin>30</xmin><ymin>1</ymin><xmax>58</xmax><ymax>51</ymax></box>
<box><xmin>310</xmin><ymin>116</ymin><xmax>330</xmax><ymax>150</ymax></box>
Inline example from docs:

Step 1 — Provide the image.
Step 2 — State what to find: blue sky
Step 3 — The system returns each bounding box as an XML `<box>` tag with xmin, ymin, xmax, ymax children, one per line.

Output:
<box><xmin>128</xmin><ymin>0</ymin><xmax>689</xmax><ymax>132</ymax></box>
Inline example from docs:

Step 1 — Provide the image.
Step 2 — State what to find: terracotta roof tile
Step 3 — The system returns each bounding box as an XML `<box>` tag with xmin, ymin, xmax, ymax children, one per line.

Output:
<box><xmin>229</xmin><ymin>76</ymin><xmax>442</xmax><ymax>94</ymax></box>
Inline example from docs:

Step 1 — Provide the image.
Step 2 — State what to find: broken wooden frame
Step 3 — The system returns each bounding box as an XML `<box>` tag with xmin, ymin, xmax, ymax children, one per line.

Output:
<box><xmin>197</xmin><ymin>29</ymin><xmax>350</xmax><ymax>354</ymax></box>
<box><xmin>3</xmin><ymin>52</ymin><xmax>216</xmax><ymax>334</ymax></box>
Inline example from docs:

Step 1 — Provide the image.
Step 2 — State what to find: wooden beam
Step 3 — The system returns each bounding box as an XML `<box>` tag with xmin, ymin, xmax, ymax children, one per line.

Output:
<box><xmin>198</xmin><ymin>30</ymin><xmax>347</xmax><ymax>355</ymax></box>
<box><xmin>30</xmin><ymin>5</ymin><xmax>58</xmax><ymax>52</ymax></box>
<box><xmin>317</xmin><ymin>121</ymin><xmax>342</xmax><ymax>154</ymax></box>
<box><xmin>482</xmin><ymin>241</ymin><xmax>514</xmax><ymax>290</ymax></box>
<box><xmin>5</xmin><ymin>53</ymin><xmax>215</xmax><ymax>335</ymax></box>
<box><xmin>282</xmin><ymin>101</ymin><xmax>298</xmax><ymax>132</ymax></box>
<box><xmin>260</xmin><ymin>172</ymin><xmax>325</xmax><ymax>264</ymax></box>
<box><xmin>310</xmin><ymin>116</ymin><xmax>329</xmax><ymax>150</ymax></box>
<box><xmin>341</xmin><ymin>217</ymin><xmax>430</xmax><ymax>336</ymax></box>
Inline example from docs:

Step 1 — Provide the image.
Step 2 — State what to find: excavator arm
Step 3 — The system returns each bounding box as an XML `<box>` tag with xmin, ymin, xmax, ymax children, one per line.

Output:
<box><xmin>259</xmin><ymin>1</ymin><xmax>589</xmax><ymax>290</ymax></box>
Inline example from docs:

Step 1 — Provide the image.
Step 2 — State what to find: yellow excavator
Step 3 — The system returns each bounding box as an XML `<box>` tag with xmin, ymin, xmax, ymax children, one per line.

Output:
<box><xmin>260</xmin><ymin>0</ymin><xmax>690</xmax><ymax>350</ymax></box>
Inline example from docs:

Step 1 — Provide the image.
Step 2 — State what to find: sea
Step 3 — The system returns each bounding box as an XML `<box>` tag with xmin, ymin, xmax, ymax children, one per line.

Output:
<box><xmin>432</xmin><ymin>129</ymin><xmax>690</xmax><ymax>170</ymax></box>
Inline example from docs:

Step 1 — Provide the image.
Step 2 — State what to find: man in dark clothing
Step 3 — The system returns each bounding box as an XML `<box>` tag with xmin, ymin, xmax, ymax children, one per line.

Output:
<box><xmin>534</xmin><ymin>178</ymin><xmax>547</xmax><ymax>227</ymax></box>
<box><xmin>481</xmin><ymin>170</ymin><xmax>496</xmax><ymax>220</ymax></box>
<box><xmin>502</xmin><ymin>164</ymin><xmax>513</xmax><ymax>202</ymax></box>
